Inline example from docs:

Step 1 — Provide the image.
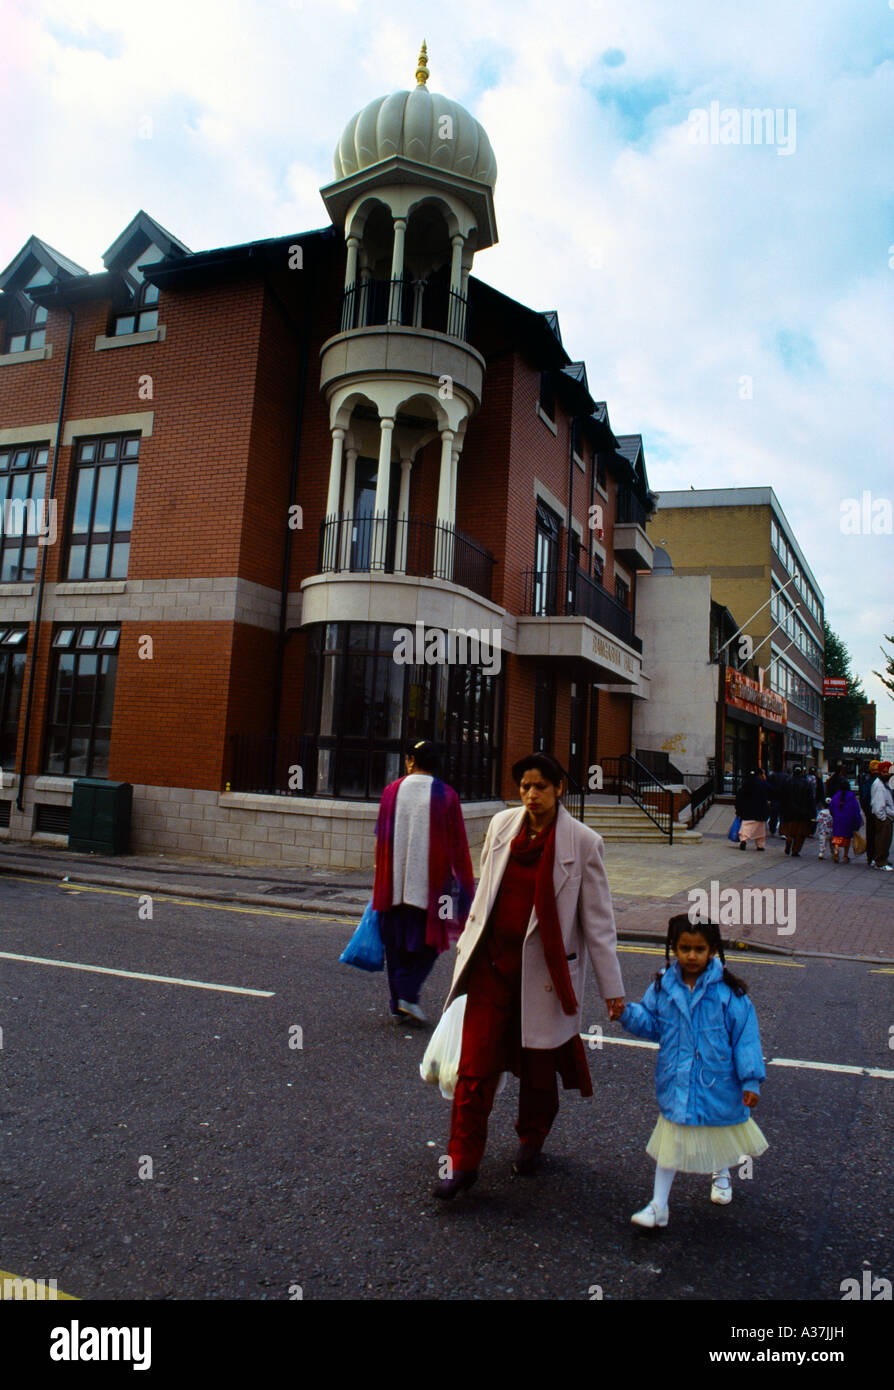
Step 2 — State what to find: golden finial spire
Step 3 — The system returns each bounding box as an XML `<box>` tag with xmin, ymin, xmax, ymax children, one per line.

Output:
<box><xmin>415</xmin><ymin>40</ymin><xmax>429</xmax><ymax>87</ymax></box>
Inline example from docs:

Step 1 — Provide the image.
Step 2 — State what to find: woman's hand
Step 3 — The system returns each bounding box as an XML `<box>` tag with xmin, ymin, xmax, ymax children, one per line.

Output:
<box><xmin>743</xmin><ymin>1090</ymin><xmax>759</xmax><ymax>1108</ymax></box>
<box><xmin>605</xmin><ymin>997</ymin><xmax>625</xmax><ymax>1021</ymax></box>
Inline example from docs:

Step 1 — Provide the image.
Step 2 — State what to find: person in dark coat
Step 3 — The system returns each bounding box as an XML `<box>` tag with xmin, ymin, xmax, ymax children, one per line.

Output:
<box><xmin>826</xmin><ymin>763</ymin><xmax>848</xmax><ymax>798</ymax></box>
<box><xmin>779</xmin><ymin>767</ymin><xmax>816</xmax><ymax>857</ymax></box>
<box><xmin>858</xmin><ymin>761</ymin><xmax>879</xmax><ymax>868</ymax></box>
<box><xmin>734</xmin><ymin>769</ymin><xmax>770</xmax><ymax>850</ymax></box>
<box><xmin>766</xmin><ymin>767</ymin><xmax>788</xmax><ymax>837</ymax></box>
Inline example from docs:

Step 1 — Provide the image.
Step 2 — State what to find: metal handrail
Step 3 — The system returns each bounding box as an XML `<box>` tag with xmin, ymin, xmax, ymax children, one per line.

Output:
<box><xmin>318</xmin><ymin>513</ymin><xmax>494</xmax><ymax>601</ymax></box>
<box><xmin>338</xmin><ymin>277</ymin><xmax>469</xmax><ymax>341</ymax></box>
<box><xmin>602</xmin><ymin>753</ymin><xmax>674</xmax><ymax>843</ymax></box>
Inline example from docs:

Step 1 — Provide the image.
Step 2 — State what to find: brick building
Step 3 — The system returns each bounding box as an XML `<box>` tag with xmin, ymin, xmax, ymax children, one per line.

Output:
<box><xmin>0</xmin><ymin>52</ymin><xmax>653</xmax><ymax>867</ymax></box>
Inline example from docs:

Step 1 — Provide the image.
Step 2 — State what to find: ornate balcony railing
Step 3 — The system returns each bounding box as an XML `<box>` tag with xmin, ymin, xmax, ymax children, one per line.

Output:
<box><xmin>522</xmin><ymin>563</ymin><xmax>643</xmax><ymax>653</ymax></box>
<box><xmin>318</xmin><ymin>513</ymin><xmax>494</xmax><ymax>602</ymax></box>
<box><xmin>338</xmin><ymin>277</ymin><xmax>469</xmax><ymax>341</ymax></box>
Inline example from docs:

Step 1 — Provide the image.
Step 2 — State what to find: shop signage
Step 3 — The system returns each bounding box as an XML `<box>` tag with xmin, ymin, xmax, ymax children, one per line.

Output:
<box><xmin>823</xmin><ymin>678</ymin><xmax>847</xmax><ymax>696</ymax></box>
<box><xmin>726</xmin><ymin>668</ymin><xmax>787</xmax><ymax>725</ymax></box>
<box><xmin>843</xmin><ymin>743</ymin><xmax>880</xmax><ymax>756</ymax></box>
<box><xmin>591</xmin><ymin>631</ymin><xmax>639</xmax><ymax>676</ymax></box>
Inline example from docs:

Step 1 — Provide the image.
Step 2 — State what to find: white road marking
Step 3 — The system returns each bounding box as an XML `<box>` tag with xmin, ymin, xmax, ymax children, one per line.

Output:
<box><xmin>0</xmin><ymin>951</ymin><xmax>274</xmax><ymax>997</ymax></box>
<box><xmin>580</xmin><ymin>1034</ymin><xmax>894</xmax><ymax>1079</ymax></box>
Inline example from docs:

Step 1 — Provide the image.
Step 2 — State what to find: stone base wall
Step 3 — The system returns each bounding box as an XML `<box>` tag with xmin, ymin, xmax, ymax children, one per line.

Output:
<box><xmin>0</xmin><ymin>776</ymin><xmax>507</xmax><ymax>871</ymax></box>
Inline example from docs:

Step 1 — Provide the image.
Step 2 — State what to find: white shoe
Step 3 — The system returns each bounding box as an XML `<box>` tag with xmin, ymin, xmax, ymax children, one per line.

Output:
<box><xmin>397</xmin><ymin>998</ymin><xmax>428</xmax><ymax>1023</ymax></box>
<box><xmin>711</xmin><ymin>1173</ymin><xmax>733</xmax><ymax>1205</ymax></box>
<box><xmin>817</xmin><ymin>853</ymin><xmax>823</xmax><ymax>859</ymax></box>
<box><xmin>631</xmin><ymin>1200</ymin><xmax>668</xmax><ymax>1228</ymax></box>
<box><xmin>880</xmin><ymin>865</ymin><xmax>894</xmax><ymax>873</ymax></box>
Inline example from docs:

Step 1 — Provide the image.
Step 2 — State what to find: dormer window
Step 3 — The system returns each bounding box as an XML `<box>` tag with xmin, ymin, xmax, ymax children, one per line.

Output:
<box><xmin>112</xmin><ymin>244</ymin><xmax>163</xmax><ymax>336</ymax></box>
<box><xmin>5</xmin><ymin>267</ymin><xmax>52</xmax><ymax>353</ymax></box>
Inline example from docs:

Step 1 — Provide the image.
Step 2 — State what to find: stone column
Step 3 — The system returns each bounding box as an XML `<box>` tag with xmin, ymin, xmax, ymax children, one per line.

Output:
<box><xmin>435</xmin><ymin>429</ymin><xmax>455</xmax><ymax>579</ymax></box>
<box><xmin>342</xmin><ymin>236</ymin><xmax>360</xmax><ymax>329</ymax></box>
<box><xmin>388</xmin><ymin>218</ymin><xmax>407</xmax><ymax>325</ymax></box>
<box><xmin>339</xmin><ymin>447</ymin><xmax>358</xmax><ymax>569</ymax></box>
<box><xmin>447</xmin><ymin>236</ymin><xmax>464</xmax><ymax>335</ymax></box>
<box><xmin>323</xmin><ymin>428</ymin><xmax>345</xmax><ymax>569</ymax></box>
<box><xmin>395</xmin><ymin>456</ymin><xmax>412</xmax><ymax>573</ymax></box>
<box><xmin>371</xmin><ymin>417</ymin><xmax>394</xmax><ymax>568</ymax></box>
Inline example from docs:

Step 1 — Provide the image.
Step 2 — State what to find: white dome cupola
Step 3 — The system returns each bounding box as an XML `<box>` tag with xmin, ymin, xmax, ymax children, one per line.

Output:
<box><xmin>334</xmin><ymin>45</ymin><xmax>497</xmax><ymax>187</ymax></box>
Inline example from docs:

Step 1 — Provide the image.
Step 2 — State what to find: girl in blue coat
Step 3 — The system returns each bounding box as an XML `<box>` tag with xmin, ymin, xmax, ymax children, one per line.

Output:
<box><xmin>620</xmin><ymin>913</ymin><xmax>768</xmax><ymax>1228</ymax></box>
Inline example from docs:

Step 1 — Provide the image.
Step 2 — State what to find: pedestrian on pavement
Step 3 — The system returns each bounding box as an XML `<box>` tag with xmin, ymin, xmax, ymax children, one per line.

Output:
<box><xmin>734</xmin><ymin>769</ymin><xmax>769</xmax><ymax>851</ymax></box>
<box><xmin>779</xmin><ymin>767</ymin><xmax>816</xmax><ymax>857</ymax></box>
<box><xmin>815</xmin><ymin>801</ymin><xmax>833</xmax><ymax>860</ymax></box>
<box><xmin>859</xmin><ymin>760</ymin><xmax>880</xmax><ymax>868</ymax></box>
<box><xmin>826</xmin><ymin>762</ymin><xmax>848</xmax><ymax>798</ymax></box>
<box><xmin>829</xmin><ymin>780</ymin><xmax>864</xmax><ymax>864</ymax></box>
<box><xmin>372</xmin><ymin>740</ymin><xmax>475</xmax><ymax>1023</ymax></box>
<box><xmin>869</xmin><ymin>762</ymin><xmax>894</xmax><ymax>872</ymax></box>
<box><xmin>766</xmin><ymin>766</ymin><xmax>787</xmax><ymax>837</ymax></box>
<box><xmin>620</xmin><ymin>914</ymin><xmax>768</xmax><ymax>1229</ymax></box>
<box><xmin>433</xmin><ymin>752</ymin><xmax>625</xmax><ymax>1199</ymax></box>
<box><xmin>812</xmin><ymin>766</ymin><xmax>826</xmax><ymax>807</ymax></box>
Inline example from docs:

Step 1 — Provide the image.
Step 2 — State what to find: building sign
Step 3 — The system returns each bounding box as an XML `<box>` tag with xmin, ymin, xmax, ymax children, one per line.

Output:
<box><xmin>843</xmin><ymin>742</ymin><xmax>880</xmax><ymax>756</ymax></box>
<box><xmin>726</xmin><ymin>668</ymin><xmax>787</xmax><ymax>725</ymax></box>
<box><xmin>823</xmin><ymin>678</ymin><xmax>847</xmax><ymax>696</ymax></box>
<box><xmin>591</xmin><ymin>631</ymin><xmax>639</xmax><ymax>676</ymax></box>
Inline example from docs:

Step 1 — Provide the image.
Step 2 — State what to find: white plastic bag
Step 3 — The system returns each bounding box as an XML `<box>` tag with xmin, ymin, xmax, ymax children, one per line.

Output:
<box><xmin>420</xmin><ymin>994</ymin><xmax>508</xmax><ymax>1100</ymax></box>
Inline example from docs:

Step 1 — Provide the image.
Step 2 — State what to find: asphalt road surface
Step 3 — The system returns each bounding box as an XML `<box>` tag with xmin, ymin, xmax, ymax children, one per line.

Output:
<box><xmin>1</xmin><ymin>872</ymin><xmax>891</xmax><ymax>1303</ymax></box>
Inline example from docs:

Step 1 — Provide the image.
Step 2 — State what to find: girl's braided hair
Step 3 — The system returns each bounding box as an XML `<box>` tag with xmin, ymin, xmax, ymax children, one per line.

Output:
<box><xmin>654</xmin><ymin>913</ymin><xmax>748</xmax><ymax>996</ymax></box>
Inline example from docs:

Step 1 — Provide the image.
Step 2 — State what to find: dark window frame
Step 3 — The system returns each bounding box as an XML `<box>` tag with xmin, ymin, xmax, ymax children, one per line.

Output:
<box><xmin>44</xmin><ymin>623</ymin><xmax>120</xmax><ymax>778</ymax></box>
<box><xmin>0</xmin><ymin>443</ymin><xmax>50</xmax><ymax>583</ymax></box>
<box><xmin>3</xmin><ymin>268</ymin><xmax>51</xmax><ymax>353</ymax></box>
<box><xmin>65</xmin><ymin>433</ymin><xmax>139</xmax><ymax>581</ymax></box>
<box><xmin>0</xmin><ymin>626</ymin><xmax>28</xmax><ymax>769</ymax></box>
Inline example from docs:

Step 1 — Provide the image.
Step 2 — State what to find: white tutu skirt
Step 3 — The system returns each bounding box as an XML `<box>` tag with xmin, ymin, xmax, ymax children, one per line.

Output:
<box><xmin>646</xmin><ymin>1114</ymin><xmax>769</xmax><ymax>1173</ymax></box>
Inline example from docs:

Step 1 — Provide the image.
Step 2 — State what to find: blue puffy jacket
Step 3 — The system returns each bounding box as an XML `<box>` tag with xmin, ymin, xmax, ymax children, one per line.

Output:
<box><xmin>620</xmin><ymin>956</ymin><xmax>766</xmax><ymax>1126</ymax></box>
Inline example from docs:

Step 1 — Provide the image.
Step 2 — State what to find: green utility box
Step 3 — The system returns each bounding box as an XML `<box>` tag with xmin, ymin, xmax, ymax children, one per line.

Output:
<box><xmin>68</xmin><ymin>779</ymin><xmax>133</xmax><ymax>855</ymax></box>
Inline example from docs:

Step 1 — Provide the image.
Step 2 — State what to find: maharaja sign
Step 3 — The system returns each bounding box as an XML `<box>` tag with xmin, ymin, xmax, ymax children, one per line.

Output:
<box><xmin>725</xmin><ymin>669</ymin><xmax>787</xmax><ymax>725</ymax></box>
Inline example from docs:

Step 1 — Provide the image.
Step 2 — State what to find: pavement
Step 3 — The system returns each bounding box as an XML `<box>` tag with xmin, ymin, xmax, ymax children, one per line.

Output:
<box><xmin>1</xmin><ymin>799</ymin><xmax>892</xmax><ymax>963</ymax></box>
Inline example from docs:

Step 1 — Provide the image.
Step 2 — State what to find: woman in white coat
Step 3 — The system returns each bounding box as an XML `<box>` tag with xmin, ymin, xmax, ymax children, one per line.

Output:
<box><xmin>434</xmin><ymin>753</ymin><xmax>625</xmax><ymax>1199</ymax></box>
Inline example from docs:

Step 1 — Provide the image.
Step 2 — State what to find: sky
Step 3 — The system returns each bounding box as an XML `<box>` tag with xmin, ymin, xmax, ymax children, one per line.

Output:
<box><xmin>4</xmin><ymin>0</ymin><xmax>894</xmax><ymax>724</ymax></box>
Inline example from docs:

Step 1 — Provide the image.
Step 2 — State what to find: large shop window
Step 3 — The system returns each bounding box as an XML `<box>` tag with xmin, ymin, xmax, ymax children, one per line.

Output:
<box><xmin>302</xmin><ymin>622</ymin><xmax>502</xmax><ymax>801</ymax></box>
<box><xmin>0</xmin><ymin>627</ymin><xmax>28</xmax><ymax>768</ymax></box>
<box><xmin>0</xmin><ymin>444</ymin><xmax>50</xmax><ymax>583</ymax></box>
<box><xmin>67</xmin><ymin>435</ymin><xmax>139</xmax><ymax>580</ymax></box>
<box><xmin>45</xmin><ymin>625</ymin><xmax>120</xmax><ymax>777</ymax></box>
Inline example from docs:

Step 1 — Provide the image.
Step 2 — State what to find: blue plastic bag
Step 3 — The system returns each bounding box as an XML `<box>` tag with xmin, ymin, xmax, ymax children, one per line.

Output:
<box><xmin>339</xmin><ymin>900</ymin><xmax>385</xmax><ymax>972</ymax></box>
<box><xmin>728</xmin><ymin>815</ymin><xmax>742</xmax><ymax>843</ymax></box>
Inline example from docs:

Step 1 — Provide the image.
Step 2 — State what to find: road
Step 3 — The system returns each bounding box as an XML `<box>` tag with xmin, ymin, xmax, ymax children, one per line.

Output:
<box><xmin>0</xmin><ymin>872</ymin><xmax>891</xmax><ymax>1302</ymax></box>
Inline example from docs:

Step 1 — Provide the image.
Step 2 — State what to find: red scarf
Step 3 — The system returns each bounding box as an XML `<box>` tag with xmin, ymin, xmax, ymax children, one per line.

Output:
<box><xmin>511</xmin><ymin>816</ymin><xmax>578</xmax><ymax>1016</ymax></box>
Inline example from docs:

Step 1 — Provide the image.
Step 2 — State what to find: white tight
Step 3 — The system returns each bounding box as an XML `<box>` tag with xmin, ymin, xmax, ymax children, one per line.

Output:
<box><xmin>652</xmin><ymin>1164</ymin><xmax>730</xmax><ymax>1209</ymax></box>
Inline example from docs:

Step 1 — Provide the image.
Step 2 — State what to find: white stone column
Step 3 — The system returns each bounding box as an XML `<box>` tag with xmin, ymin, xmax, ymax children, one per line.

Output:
<box><xmin>339</xmin><ymin>447</ymin><xmax>358</xmax><ymax>569</ymax></box>
<box><xmin>447</xmin><ymin>236</ymin><xmax>464</xmax><ymax>335</ymax></box>
<box><xmin>388</xmin><ymin>218</ymin><xmax>407</xmax><ymax>324</ymax></box>
<box><xmin>395</xmin><ymin>456</ymin><xmax>412</xmax><ymax>573</ymax></box>
<box><xmin>435</xmin><ymin>428</ymin><xmax>455</xmax><ymax>579</ymax></box>
<box><xmin>371</xmin><ymin>417</ymin><xmax>394</xmax><ymax>568</ymax></box>
<box><xmin>342</xmin><ymin>236</ymin><xmax>360</xmax><ymax>330</ymax></box>
<box><xmin>324</xmin><ymin>428</ymin><xmax>345</xmax><ymax>570</ymax></box>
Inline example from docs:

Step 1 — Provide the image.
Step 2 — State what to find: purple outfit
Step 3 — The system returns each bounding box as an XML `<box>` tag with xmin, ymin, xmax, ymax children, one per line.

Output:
<box><xmin>830</xmin><ymin>789</ymin><xmax>862</xmax><ymax>840</ymax></box>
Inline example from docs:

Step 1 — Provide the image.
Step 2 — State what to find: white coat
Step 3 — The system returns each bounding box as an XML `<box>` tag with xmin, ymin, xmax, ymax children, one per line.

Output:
<box><xmin>444</xmin><ymin>802</ymin><xmax>624</xmax><ymax>1048</ymax></box>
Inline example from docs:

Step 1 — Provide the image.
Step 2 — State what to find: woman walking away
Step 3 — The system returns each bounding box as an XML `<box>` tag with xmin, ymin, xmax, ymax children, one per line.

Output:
<box><xmin>620</xmin><ymin>914</ymin><xmax>767</xmax><ymax>1229</ymax></box>
<box><xmin>779</xmin><ymin>767</ymin><xmax>815</xmax><ymax>857</ymax></box>
<box><xmin>373</xmin><ymin>741</ymin><xmax>475</xmax><ymax>1024</ymax></box>
<box><xmin>829</xmin><ymin>779</ymin><xmax>863</xmax><ymax>864</ymax></box>
<box><xmin>735</xmin><ymin>769</ymin><xmax>769</xmax><ymax>851</ymax></box>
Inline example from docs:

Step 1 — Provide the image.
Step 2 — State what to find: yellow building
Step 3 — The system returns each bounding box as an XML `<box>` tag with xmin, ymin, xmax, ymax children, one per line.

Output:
<box><xmin>648</xmin><ymin>487</ymin><xmax>824</xmax><ymax>783</ymax></box>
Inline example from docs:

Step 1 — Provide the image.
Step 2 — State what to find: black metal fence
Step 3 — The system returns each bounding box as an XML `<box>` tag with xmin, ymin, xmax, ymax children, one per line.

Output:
<box><xmin>523</xmin><ymin>564</ymin><xmax>641</xmax><ymax>652</ymax></box>
<box><xmin>319</xmin><ymin>513</ymin><xmax>494</xmax><ymax>601</ymax></box>
<box><xmin>228</xmin><ymin>734</ymin><xmax>315</xmax><ymax>797</ymax></box>
<box><xmin>616</xmin><ymin>486</ymin><xmax>649</xmax><ymax>529</ymax></box>
<box><xmin>339</xmin><ymin>277</ymin><xmax>469</xmax><ymax>340</ymax></box>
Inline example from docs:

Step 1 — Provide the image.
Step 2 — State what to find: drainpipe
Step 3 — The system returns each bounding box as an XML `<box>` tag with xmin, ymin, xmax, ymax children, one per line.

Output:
<box><xmin>16</xmin><ymin>306</ymin><xmax>75</xmax><ymax>813</ymax></box>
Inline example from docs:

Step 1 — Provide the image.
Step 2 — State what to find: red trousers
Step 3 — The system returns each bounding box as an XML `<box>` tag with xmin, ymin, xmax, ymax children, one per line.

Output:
<box><xmin>447</xmin><ymin>949</ymin><xmax>560</xmax><ymax>1171</ymax></box>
